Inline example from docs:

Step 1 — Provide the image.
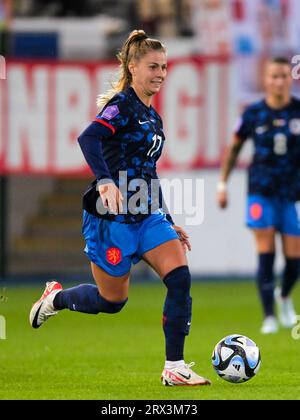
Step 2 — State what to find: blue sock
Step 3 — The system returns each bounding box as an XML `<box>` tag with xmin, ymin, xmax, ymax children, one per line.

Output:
<box><xmin>257</xmin><ymin>253</ymin><xmax>275</xmax><ymax>317</ymax></box>
<box><xmin>281</xmin><ymin>258</ymin><xmax>300</xmax><ymax>298</ymax></box>
<box><xmin>163</xmin><ymin>266</ymin><xmax>192</xmax><ymax>362</ymax></box>
<box><xmin>53</xmin><ymin>284</ymin><xmax>127</xmax><ymax>314</ymax></box>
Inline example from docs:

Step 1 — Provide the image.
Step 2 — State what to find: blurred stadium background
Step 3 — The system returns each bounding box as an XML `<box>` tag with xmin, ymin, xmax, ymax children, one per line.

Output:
<box><xmin>1</xmin><ymin>0</ymin><xmax>300</xmax><ymax>282</ymax></box>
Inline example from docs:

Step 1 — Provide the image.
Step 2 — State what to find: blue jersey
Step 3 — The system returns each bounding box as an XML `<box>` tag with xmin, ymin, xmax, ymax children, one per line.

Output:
<box><xmin>235</xmin><ymin>97</ymin><xmax>300</xmax><ymax>201</ymax></box>
<box><xmin>82</xmin><ymin>86</ymin><xmax>167</xmax><ymax>223</ymax></box>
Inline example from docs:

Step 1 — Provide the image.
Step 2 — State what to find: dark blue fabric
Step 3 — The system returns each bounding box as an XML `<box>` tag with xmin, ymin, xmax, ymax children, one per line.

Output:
<box><xmin>80</xmin><ymin>86</ymin><xmax>173</xmax><ymax>224</ymax></box>
<box><xmin>256</xmin><ymin>253</ymin><xmax>275</xmax><ymax>317</ymax></box>
<box><xmin>282</xmin><ymin>258</ymin><xmax>300</xmax><ymax>298</ymax></box>
<box><xmin>162</xmin><ymin>266</ymin><xmax>192</xmax><ymax>361</ymax></box>
<box><xmin>78</xmin><ymin>122</ymin><xmax>113</xmax><ymax>181</ymax></box>
<box><xmin>53</xmin><ymin>284</ymin><xmax>127</xmax><ymax>314</ymax></box>
<box><xmin>153</xmin><ymin>171</ymin><xmax>174</xmax><ymax>225</ymax></box>
<box><xmin>235</xmin><ymin>97</ymin><xmax>300</xmax><ymax>201</ymax></box>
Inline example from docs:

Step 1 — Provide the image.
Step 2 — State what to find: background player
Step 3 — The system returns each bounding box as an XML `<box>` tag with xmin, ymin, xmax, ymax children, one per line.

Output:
<box><xmin>217</xmin><ymin>57</ymin><xmax>300</xmax><ymax>334</ymax></box>
<box><xmin>29</xmin><ymin>29</ymin><xmax>211</xmax><ymax>386</ymax></box>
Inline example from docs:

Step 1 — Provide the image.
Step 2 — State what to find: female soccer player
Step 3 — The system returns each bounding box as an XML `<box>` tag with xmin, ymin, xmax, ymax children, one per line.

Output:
<box><xmin>217</xmin><ymin>57</ymin><xmax>300</xmax><ymax>334</ymax></box>
<box><xmin>30</xmin><ymin>30</ymin><xmax>211</xmax><ymax>386</ymax></box>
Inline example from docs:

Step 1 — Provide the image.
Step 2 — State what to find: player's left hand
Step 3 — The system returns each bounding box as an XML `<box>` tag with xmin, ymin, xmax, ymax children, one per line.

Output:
<box><xmin>173</xmin><ymin>225</ymin><xmax>191</xmax><ymax>253</ymax></box>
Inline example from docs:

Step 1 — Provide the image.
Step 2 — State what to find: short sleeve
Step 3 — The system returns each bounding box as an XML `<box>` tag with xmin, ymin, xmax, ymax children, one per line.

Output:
<box><xmin>234</xmin><ymin>108</ymin><xmax>253</xmax><ymax>142</ymax></box>
<box><xmin>94</xmin><ymin>95</ymin><xmax>130</xmax><ymax>135</ymax></box>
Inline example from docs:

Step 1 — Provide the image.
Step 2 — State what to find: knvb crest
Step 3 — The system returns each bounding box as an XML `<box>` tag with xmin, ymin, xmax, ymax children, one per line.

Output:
<box><xmin>106</xmin><ymin>247</ymin><xmax>122</xmax><ymax>265</ymax></box>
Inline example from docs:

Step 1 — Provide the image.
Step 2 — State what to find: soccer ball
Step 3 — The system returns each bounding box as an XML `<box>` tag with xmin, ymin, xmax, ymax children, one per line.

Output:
<box><xmin>212</xmin><ymin>334</ymin><xmax>261</xmax><ymax>383</ymax></box>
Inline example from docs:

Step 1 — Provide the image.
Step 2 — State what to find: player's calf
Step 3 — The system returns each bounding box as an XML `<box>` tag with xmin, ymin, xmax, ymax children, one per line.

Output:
<box><xmin>30</xmin><ymin>283</ymin><xmax>128</xmax><ymax>329</ymax></box>
<box><xmin>162</xmin><ymin>265</ymin><xmax>192</xmax><ymax>362</ymax></box>
<box><xmin>53</xmin><ymin>284</ymin><xmax>128</xmax><ymax>314</ymax></box>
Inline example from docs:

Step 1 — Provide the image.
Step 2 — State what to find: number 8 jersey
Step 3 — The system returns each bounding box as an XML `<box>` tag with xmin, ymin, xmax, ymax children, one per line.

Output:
<box><xmin>83</xmin><ymin>86</ymin><xmax>167</xmax><ymax>223</ymax></box>
<box><xmin>235</xmin><ymin>97</ymin><xmax>300</xmax><ymax>201</ymax></box>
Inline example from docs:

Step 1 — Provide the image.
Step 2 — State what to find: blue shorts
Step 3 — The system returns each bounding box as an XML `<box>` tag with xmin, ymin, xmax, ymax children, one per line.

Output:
<box><xmin>246</xmin><ymin>195</ymin><xmax>300</xmax><ymax>236</ymax></box>
<box><xmin>82</xmin><ymin>210</ymin><xmax>179</xmax><ymax>277</ymax></box>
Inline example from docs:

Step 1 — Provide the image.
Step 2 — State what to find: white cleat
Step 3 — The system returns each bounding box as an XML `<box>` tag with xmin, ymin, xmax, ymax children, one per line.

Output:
<box><xmin>161</xmin><ymin>362</ymin><xmax>211</xmax><ymax>386</ymax></box>
<box><xmin>260</xmin><ymin>316</ymin><xmax>279</xmax><ymax>334</ymax></box>
<box><xmin>29</xmin><ymin>281</ymin><xmax>63</xmax><ymax>329</ymax></box>
<box><xmin>275</xmin><ymin>287</ymin><xmax>297</xmax><ymax>328</ymax></box>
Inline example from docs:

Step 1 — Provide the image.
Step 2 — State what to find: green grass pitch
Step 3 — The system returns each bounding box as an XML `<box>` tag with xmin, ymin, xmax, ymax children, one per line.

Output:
<box><xmin>1</xmin><ymin>280</ymin><xmax>300</xmax><ymax>400</ymax></box>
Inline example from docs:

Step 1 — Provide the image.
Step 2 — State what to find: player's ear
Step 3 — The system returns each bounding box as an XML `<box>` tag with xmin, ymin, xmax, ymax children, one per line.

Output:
<box><xmin>128</xmin><ymin>61</ymin><xmax>136</xmax><ymax>77</ymax></box>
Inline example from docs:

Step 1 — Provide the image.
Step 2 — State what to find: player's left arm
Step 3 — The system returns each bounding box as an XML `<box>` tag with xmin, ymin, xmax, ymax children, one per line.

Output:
<box><xmin>173</xmin><ymin>225</ymin><xmax>191</xmax><ymax>252</ymax></box>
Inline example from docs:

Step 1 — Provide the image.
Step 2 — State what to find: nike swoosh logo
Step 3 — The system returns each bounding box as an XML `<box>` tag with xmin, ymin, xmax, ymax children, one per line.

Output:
<box><xmin>138</xmin><ymin>120</ymin><xmax>150</xmax><ymax>125</ymax></box>
<box><xmin>32</xmin><ymin>302</ymin><xmax>43</xmax><ymax>329</ymax></box>
<box><xmin>178</xmin><ymin>372</ymin><xmax>191</xmax><ymax>380</ymax></box>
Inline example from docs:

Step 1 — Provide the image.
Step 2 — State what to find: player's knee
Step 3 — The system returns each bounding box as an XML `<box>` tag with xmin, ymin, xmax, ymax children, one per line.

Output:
<box><xmin>96</xmin><ymin>295</ymin><xmax>128</xmax><ymax>314</ymax></box>
<box><xmin>163</xmin><ymin>265</ymin><xmax>191</xmax><ymax>294</ymax></box>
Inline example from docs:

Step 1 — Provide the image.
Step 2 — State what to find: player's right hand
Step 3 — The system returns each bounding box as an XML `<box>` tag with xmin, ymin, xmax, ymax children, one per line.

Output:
<box><xmin>98</xmin><ymin>182</ymin><xmax>124</xmax><ymax>214</ymax></box>
<box><xmin>217</xmin><ymin>191</ymin><xmax>228</xmax><ymax>209</ymax></box>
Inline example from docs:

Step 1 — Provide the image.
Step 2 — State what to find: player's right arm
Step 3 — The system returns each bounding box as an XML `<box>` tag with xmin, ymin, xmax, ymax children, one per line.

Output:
<box><xmin>78</xmin><ymin>98</ymin><xmax>128</xmax><ymax>214</ymax></box>
<box><xmin>217</xmin><ymin>108</ymin><xmax>252</xmax><ymax>209</ymax></box>
<box><xmin>217</xmin><ymin>135</ymin><xmax>244</xmax><ymax>209</ymax></box>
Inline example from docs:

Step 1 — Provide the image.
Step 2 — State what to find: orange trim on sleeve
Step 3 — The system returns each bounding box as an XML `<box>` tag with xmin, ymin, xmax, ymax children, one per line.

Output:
<box><xmin>94</xmin><ymin>118</ymin><xmax>116</xmax><ymax>135</ymax></box>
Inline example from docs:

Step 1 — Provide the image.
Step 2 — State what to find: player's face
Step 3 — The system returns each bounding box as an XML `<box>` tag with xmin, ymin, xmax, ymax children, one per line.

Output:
<box><xmin>264</xmin><ymin>63</ymin><xmax>293</xmax><ymax>98</ymax></box>
<box><xmin>130</xmin><ymin>50</ymin><xmax>167</xmax><ymax>96</ymax></box>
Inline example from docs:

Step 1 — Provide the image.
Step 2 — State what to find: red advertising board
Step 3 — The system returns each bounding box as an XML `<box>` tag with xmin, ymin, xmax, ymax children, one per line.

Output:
<box><xmin>0</xmin><ymin>56</ymin><xmax>235</xmax><ymax>175</ymax></box>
